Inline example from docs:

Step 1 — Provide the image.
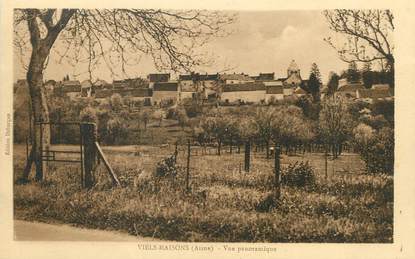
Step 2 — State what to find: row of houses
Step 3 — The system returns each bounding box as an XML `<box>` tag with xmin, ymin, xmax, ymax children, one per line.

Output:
<box><xmin>332</xmin><ymin>78</ymin><xmax>394</xmax><ymax>103</ymax></box>
<box><xmin>45</xmin><ymin>60</ymin><xmax>310</xmax><ymax>105</ymax></box>
<box><xmin>17</xmin><ymin>60</ymin><xmax>394</xmax><ymax>106</ymax></box>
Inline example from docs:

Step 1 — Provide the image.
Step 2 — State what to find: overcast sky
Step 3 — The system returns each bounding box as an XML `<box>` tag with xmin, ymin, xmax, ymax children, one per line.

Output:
<box><xmin>14</xmin><ymin>10</ymin><xmax>349</xmax><ymax>83</ymax></box>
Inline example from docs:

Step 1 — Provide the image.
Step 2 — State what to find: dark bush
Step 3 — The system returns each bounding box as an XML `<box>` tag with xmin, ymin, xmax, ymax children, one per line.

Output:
<box><xmin>184</xmin><ymin>102</ymin><xmax>203</xmax><ymax>118</ymax></box>
<box><xmin>358</xmin><ymin>127</ymin><xmax>394</xmax><ymax>174</ymax></box>
<box><xmin>282</xmin><ymin>161</ymin><xmax>315</xmax><ymax>187</ymax></box>
<box><xmin>155</xmin><ymin>155</ymin><xmax>178</xmax><ymax>178</ymax></box>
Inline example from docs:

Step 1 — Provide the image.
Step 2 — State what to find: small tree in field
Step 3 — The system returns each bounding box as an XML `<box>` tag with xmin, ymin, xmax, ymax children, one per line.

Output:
<box><xmin>200</xmin><ymin>112</ymin><xmax>230</xmax><ymax>156</ymax></box>
<box><xmin>319</xmin><ymin>97</ymin><xmax>354</xmax><ymax>158</ymax></box>
<box><xmin>176</xmin><ymin>106</ymin><xmax>189</xmax><ymax>130</ymax></box>
<box><xmin>107</xmin><ymin>117</ymin><xmax>123</xmax><ymax>144</ymax></box>
<box><xmin>152</xmin><ymin>109</ymin><xmax>165</xmax><ymax>127</ymax></box>
<box><xmin>253</xmin><ymin>106</ymin><xmax>276</xmax><ymax>159</ymax></box>
<box><xmin>271</xmin><ymin>106</ymin><xmax>313</xmax><ymax>154</ymax></box>
<box><xmin>235</xmin><ymin>116</ymin><xmax>257</xmax><ymax>153</ymax></box>
<box><xmin>110</xmin><ymin>94</ymin><xmax>123</xmax><ymax>112</ymax></box>
<box><xmin>140</xmin><ymin>110</ymin><xmax>150</xmax><ymax>131</ymax></box>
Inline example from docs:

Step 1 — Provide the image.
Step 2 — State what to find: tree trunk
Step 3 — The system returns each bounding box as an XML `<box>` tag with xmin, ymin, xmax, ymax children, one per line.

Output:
<box><xmin>266</xmin><ymin>139</ymin><xmax>270</xmax><ymax>159</ymax></box>
<box><xmin>217</xmin><ymin>139</ymin><xmax>222</xmax><ymax>156</ymax></box>
<box><xmin>22</xmin><ymin>48</ymin><xmax>51</xmax><ymax>181</ymax></box>
<box><xmin>21</xmin><ymin>9</ymin><xmax>75</xmax><ymax>181</ymax></box>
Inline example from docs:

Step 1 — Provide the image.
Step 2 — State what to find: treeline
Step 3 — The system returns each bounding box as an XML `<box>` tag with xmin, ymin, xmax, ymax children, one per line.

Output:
<box><xmin>14</xmin><ymin>92</ymin><xmax>394</xmax><ymax>174</ymax></box>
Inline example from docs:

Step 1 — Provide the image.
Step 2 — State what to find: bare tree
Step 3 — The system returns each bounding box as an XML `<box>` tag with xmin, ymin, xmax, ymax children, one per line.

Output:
<box><xmin>14</xmin><ymin>8</ymin><xmax>235</xmax><ymax>181</ymax></box>
<box><xmin>323</xmin><ymin>10</ymin><xmax>394</xmax><ymax>72</ymax></box>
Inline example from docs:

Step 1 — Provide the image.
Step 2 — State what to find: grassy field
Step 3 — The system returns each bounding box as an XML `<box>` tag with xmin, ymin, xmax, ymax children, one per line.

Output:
<box><xmin>13</xmin><ymin>144</ymin><xmax>393</xmax><ymax>242</ymax></box>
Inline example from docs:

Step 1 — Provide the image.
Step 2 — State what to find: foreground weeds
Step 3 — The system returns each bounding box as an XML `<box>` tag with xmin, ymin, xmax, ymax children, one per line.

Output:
<box><xmin>14</xmin><ymin>145</ymin><xmax>393</xmax><ymax>242</ymax></box>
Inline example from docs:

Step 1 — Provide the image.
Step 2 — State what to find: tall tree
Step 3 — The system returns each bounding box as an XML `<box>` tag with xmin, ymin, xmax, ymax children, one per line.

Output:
<box><xmin>14</xmin><ymin>9</ymin><xmax>235</xmax><ymax>181</ymax></box>
<box><xmin>326</xmin><ymin>71</ymin><xmax>339</xmax><ymax>96</ymax></box>
<box><xmin>308</xmin><ymin>63</ymin><xmax>322</xmax><ymax>102</ymax></box>
<box><xmin>310</xmin><ymin>63</ymin><xmax>322</xmax><ymax>82</ymax></box>
<box><xmin>323</xmin><ymin>10</ymin><xmax>394</xmax><ymax>86</ymax></box>
<box><xmin>361</xmin><ymin>61</ymin><xmax>374</xmax><ymax>88</ymax></box>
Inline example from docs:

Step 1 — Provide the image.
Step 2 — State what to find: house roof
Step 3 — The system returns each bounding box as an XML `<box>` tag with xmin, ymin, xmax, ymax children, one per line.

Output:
<box><xmin>61</xmin><ymin>80</ymin><xmax>80</xmax><ymax>86</ymax></box>
<box><xmin>113</xmin><ymin>80</ymin><xmax>129</xmax><ymax>89</ymax></box>
<box><xmin>337</xmin><ymin>83</ymin><xmax>365</xmax><ymax>92</ymax></box>
<box><xmin>147</xmin><ymin>73</ymin><xmax>170</xmax><ymax>82</ymax></box>
<box><xmin>198</xmin><ymin>74</ymin><xmax>219</xmax><ymax>81</ymax></box>
<box><xmin>358</xmin><ymin>88</ymin><xmax>393</xmax><ymax>99</ymax></box>
<box><xmin>257</xmin><ymin>73</ymin><xmax>275</xmax><ymax>81</ymax></box>
<box><xmin>223</xmin><ymin>82</ymin><xmax>266</xmax><ymax>92</ymax></box>
<box><xmin>179</xmin><ymin>74</ymin><xmax>193</xmax><ymax>81</ymax></box>
<box><xmin>266</xmin><ymin>85</ymin><xmax>283</xmax><ymax>94</ymax></box>
<box><xmin>220</xmin><ymin>73</ymin><xmax>252</xmax><ymax>81</ymax></box>
<box><xmin>60</xmin><ymin>80</ymin><xmax>81</xmax><ymax>92</ymax></box>
<box><xmin>179</xmin><ymin>73</ymin><xmax>219</xmax><ymax>81</ymax></box>
<box><xmin>153</xmin><ymin>82</ymin><xmax>178</xmax><ymax>91</ymax></box>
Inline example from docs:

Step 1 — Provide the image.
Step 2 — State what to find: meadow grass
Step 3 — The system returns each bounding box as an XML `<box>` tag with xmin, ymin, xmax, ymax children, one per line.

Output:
<box><xmin>13</xmin><ymin>144</ymin><xmax>393</xmax><ymax>242</ymax></box>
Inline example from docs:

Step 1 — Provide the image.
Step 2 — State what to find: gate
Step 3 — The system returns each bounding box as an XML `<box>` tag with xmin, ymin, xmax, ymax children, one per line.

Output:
<box><xmin>28</xmin><ymin>121</ymin><xmax>120</xmax><ymax>188</ymax></box>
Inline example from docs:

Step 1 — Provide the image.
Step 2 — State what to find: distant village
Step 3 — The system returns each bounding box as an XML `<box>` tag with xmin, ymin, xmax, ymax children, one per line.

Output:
<box><xmin>14</xmin><ymin>60</ymin><xmax>394</xmax><ymax>108</ymax></box>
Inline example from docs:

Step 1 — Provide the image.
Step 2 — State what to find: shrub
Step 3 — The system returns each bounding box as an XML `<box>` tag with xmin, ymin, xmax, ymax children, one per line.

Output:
<box><xmin>371</xmin><ymin>100</ymin><xmax>394</xmax><ymax>124</ymax></box>
<box><xmin>358</xmin><ymin>127</ymin><xmax>394</xmax><ymax>174</ymax></box>
<box><xmin>80</xmin><ymin>106</ymin><xmax>98</xmax><ymax>123</ymax></box>
<box><xmin>282</xmin><ymin>161</ymin><xmax>315</xmax><ymax>187</ymax></box>
<box><xmin>155</xmin><ymin>154</ymin><xmax>178</xmax><ymax>178</ymax></box>
<box><xmin>353</xmin><ymin>123</ymin><xmax>374</xmax><ymax>147</ymax></box>
<box><xmin>185</xmin><ymin>102</ymin><xmax>203</xmax><ymax>118</ymax></box>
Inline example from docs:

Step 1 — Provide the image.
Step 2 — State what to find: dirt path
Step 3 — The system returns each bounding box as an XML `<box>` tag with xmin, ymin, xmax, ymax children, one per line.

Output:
<box><xmin>14</xmin><ymin>220</ymin><xmax>156</xmax><ymax>242</ymax></box>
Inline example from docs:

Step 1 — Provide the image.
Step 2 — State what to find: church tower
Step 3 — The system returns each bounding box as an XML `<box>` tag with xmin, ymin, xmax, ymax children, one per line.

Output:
<box><xmin>287</xmin><ymin>59</ymin><xmax>301</xmax><ymax>78</ymax></box>
<box><xmin>284</xmin><ymin>60</ymin><xmax>302</xmax><ymax>88</ymax></box>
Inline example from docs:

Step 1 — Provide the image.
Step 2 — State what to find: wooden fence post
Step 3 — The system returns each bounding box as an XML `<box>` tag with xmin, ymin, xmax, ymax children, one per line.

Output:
<box><xmin>324</xmin><ymin>144</ymin><xmax>328</xmax><ymax>180</ymax></box>
<box><xmin>81</xmin><ymin>123</ymin><xmax>96</xmax><ymax>188</ymax></box>
<box><xmin>244</xmin><ymin>139</ymin><xmax>251</xmax><ymax>172</ymax></box>
<box><xmin>26</xmin><ymin>136</ymin><xmax>29</xmax><ymax>162</ymax></box>
<box><xmin>230</xmin><ymin>135</ymin><xmax>233</xmax><ymax>154</ymax></box>
<box><xmin>274</xmin><ymin>145</ymin><xmax>281</xmax><ymax>200</ymax></box>
<box><xmin>186</xmin><ymin>139</ymin><xmax>191</xmax><ymax>192</ymax></box>
<box><xmin>174</xmin><ymin>141</ymin><xmax>178</xmax><ymax>163</ymax></box>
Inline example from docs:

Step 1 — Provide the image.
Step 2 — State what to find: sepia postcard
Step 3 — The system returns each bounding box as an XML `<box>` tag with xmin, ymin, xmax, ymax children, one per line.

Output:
<box><xmin>1</xmin><ymin>0</ymin><xmax>414</xmax><ymax>258</ymax></box>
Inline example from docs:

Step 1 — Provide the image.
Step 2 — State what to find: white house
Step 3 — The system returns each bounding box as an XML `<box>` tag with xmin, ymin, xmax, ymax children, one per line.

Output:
<box><xmin>152</xmin><ymin>82</ymin><xmax>179</xmax><ymax>105</ymax></box>
<box><xmin>221</xmin><ymin>82</ymin><xmax>266</xmax><ymax>104</ymax></box>
<box><xmin>265</xmin><ymin>85</ymin><xmax>284</xmax><ymax>103</ymax></box>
